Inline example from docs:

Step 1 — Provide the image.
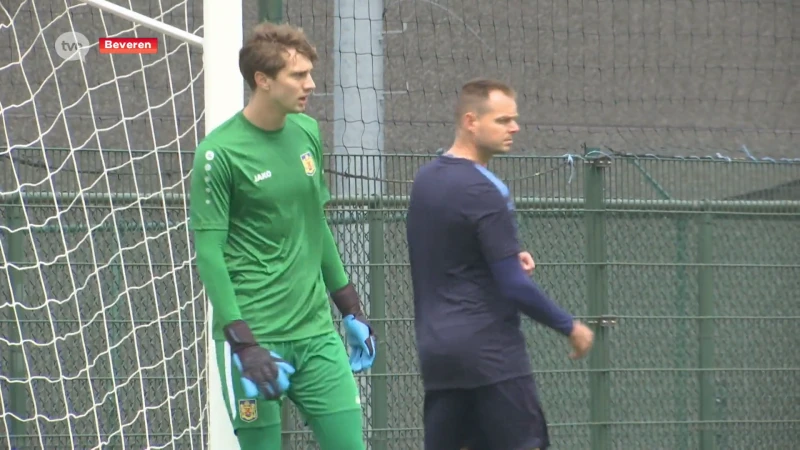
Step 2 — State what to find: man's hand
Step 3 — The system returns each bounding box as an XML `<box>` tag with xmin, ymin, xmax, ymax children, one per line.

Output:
<box><xmin>518</xmin><ymin>251</ymin><xmax>535</xmax><ymax>276</ymax></box>
<box><xmin>331</xmin><ymin>283</ymin><xmax>378</xmax><ymax>373</ymax></box>
<box><xmin>233</xmin><ymin>348</ymin><xmax>295</xmax><ymax>399</ymax></box>
<box><xmin>343</xmin><ymin>315</ymin><xmax>377</xmax><ymax>372</ymax></box>
<box><xmin>567</xmin><ymin>320</ymin><xmax>594</xmax><ymax>360</ymax></box>
<box><xmin>225</xmin><ymin>320</ymin><xmax>295</xmax><ymax>400</ymax></box>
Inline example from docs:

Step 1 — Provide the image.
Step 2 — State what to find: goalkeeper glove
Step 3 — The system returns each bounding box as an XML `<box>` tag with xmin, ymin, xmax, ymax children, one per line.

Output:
<box><xmin>330</xmin><ymin>283</ymin><xmax>377</xmax><ymax>373</ymax></box>
<box><xmin>343</xmin><ymin>315</ymin><xmax>376</xmax><ymax>372</ymax></box>
<box><xmin>224</xmin><ymin>320</ymin><xmax>295</xmax><ymax>400</ymax></box>
<box><xmin>233</xmin><ymin>351</ymin><xmax>294</xmax><ymax>399</ymax></box>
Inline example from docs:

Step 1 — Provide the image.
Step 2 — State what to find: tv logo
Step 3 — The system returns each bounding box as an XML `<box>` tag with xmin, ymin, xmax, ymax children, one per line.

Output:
<box><xmin>55</xmin><ymin>31</ymin><xmax>90</xmax><ymax>62</ymax></box>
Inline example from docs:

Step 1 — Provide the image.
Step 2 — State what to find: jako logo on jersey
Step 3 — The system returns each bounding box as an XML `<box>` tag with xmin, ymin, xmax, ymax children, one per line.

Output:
<box><xmin>254</xmin><ymin>170</ymin><xmax>272</xmax><ymax>183</ymax></box>
<box><xmin>300</xmin><ymin>152</ymin><xmax>316</xmax><ymax>176</ymax></box>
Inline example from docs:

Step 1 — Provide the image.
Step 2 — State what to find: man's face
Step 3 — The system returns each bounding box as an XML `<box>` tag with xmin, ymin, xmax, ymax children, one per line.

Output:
<box><xmin>466</xmin><ymin>91</ymin><xmax>520</xmax><ymax>155</ymax></box>
<box><xmin>257</xmin><ymin>48</ymin><xmax>316</xmax><ymax>114</ymax></box>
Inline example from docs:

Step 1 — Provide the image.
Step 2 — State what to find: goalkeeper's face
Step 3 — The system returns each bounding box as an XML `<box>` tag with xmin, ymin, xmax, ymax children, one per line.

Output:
<box><xmin>265</xmin><ymin>49</ymin><xmax>317</xmax><ymax>114</ymax></box>
<box><xmin>472</xmin><ymin>91</ymin><xmax>520</xmax><ymax>155</ymax></box>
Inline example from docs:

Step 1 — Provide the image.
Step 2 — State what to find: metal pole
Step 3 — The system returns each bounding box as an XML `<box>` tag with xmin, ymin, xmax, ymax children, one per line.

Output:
<box><xmin>674</xmin><ymin>215</ymin><xmax>691</xmax><ymax>449</ymax></box>
<box><xmin>584</xmin><ymin>150</ymin><xmax>611</xmax><ymax>450</ymax></box>
<box><xmin>697</xmin><ymin>206</ymin><xmax>716</xmax><ymax>450</ymax></box>
<box><xmin>11</xmin><ymin>191</ymin><xmax>800</xmax><ymax>213</ymax></box>
<box><xmin>367</xmin><ymin>199</ymin><xmax>387</xmax><ymax>450</ymax></box>
<box><xmin>333</xmin><ymin>0</ymin><xmax>385</xmax><ymax>197</ymax></box>
<box><xmin>5</xmin><ymin>193</ymin><xmax>27</xmax><ymax>449</ymax></box>
<box><xmin>258</xmin><ymin>0</ymin><xmax>283</xmax><ymax>23</ymax></box>
<box><xmin>333</xmin><ymin>0</ymin><xmax>386</xmax><ymax>446</ymax></box>
<box><xmin>203</xmin><ymin>0</ymin><xmax>244</xmax><ymax>447</ymax></box>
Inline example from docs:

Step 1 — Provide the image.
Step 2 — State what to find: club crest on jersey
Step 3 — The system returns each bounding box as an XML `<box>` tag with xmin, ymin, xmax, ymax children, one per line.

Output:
<box><xmin>300</xmin><ymin>151</ymin><xmax>316</xmax><ymax>176</ymax></box>
<box><xmin>238</xmin><ymin>399</ymin><xmax>257</xmax><ymax>422</ymax></box>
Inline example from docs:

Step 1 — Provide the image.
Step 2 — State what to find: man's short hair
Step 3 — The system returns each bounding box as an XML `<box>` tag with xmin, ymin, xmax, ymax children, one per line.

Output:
<box><xmin>454</xmin><ymin>78</ymin><xmax>516</xmax><ymax>124</ymax></box>
<box><xmin>239</xmin><ymin>22</ymin><xmax>318</xmax><ymax>90</ymax></box>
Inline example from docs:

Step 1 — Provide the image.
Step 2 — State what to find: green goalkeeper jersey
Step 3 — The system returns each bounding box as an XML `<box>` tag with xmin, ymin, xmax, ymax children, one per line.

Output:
<box><xmin>190</xmin><ymin>111</ymin><xmax>335</xmax><ymax>342</ymax></box>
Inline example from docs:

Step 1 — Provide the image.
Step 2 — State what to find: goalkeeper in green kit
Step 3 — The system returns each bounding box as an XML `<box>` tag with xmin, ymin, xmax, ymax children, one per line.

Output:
<box><xmin>189</xmin><ymin>22</ymin><xmax>376</xmax><ymax>450</ymax></box>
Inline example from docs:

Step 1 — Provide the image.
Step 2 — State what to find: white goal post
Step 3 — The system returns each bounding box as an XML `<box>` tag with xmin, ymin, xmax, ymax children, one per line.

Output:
<box><xmin>0</xmin><ymin>0</ymin><xmax>242</xmax><ymax>448</ymax></box>
<box><xmin>196</xmin><ymin>0</ymin><xmax>243</xmax><ymax>448</ymax></box>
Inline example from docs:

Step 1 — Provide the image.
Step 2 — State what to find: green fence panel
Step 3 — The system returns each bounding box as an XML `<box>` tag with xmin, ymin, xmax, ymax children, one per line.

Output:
<box><xmin>1</xmin><ymin>152</ymin><xmax>798</xmax><ymax>449</ymax></box>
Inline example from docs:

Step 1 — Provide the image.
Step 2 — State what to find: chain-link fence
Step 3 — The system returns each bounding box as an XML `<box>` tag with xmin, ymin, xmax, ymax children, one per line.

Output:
<box><xmin>3</xmin><ymin>150</ymin><xmax>798</xmax><ymax>449</ymax></box>
<box><xmin>319</xmin><ymin>152</ymin><xmax>800</xmax><ymax>450</ymax></box>
<box><xmin>2</xmin><ymin>0</ymin><xmax>798</xmax><ymax>448</ymax></box>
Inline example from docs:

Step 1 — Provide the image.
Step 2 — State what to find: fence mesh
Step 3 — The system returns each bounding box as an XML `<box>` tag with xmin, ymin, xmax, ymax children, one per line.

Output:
<box><xmin>2</xmin><ymin>153</ymin><xmax>799</xmax><ymax>449</ymax></box>
<box><xmin>320</xmin><ymin>153</ymin><xmax>800</xmax><ymax>449</ymax></box>
<box><xmin>285</xmin><ymin>0</ymin><xmax>799</xmax><ymax>158</ymax></box>
<box><xmin>1</xmin><ymin>0</ymin><xmax>799</xmax><ymax>448</ymax></box>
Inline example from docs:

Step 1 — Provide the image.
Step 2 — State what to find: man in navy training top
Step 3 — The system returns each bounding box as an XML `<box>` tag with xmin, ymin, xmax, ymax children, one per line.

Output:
<box><xmin>406</xmin><ymin>78</ymin><xmax>595</xmax><ymax>450</ymax></box>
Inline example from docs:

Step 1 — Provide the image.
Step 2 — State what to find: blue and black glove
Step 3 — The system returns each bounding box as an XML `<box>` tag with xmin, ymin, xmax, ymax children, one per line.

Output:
<box><xmin>224</xmin><ymin>320</ymin><xmax>295</xmax><ymax>400</ymax></box>
<box><xmin>233</xmin><ymin>351</ymin><xmax>295</xmax><ymax>399</ymax></box>
<box><xmin>343</xmin><ymin>315</ymin><xmax>376</xmax><ymax>372</ymax></box>
<box><xmin>331</xmin><ymin>283</ymin><xmax>377</xmax><ymax>373</ymax></box>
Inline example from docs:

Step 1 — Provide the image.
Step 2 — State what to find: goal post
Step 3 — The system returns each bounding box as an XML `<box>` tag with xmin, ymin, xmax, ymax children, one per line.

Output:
<box><xmin>0</xmin><ymin>0</ymin><xmax>241</xmax><ymax>448</ymax></box>
<box><xmin>199</xmin><ymin>0</ymin><xmax>243</xmax><ymax>448</ymax></box>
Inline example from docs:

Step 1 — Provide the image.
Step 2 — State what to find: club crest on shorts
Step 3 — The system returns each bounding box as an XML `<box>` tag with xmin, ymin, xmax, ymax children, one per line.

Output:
<box><xmin>238</xmin><ymin>399</ymin><xmax>257</xmax><ymax>422</ymax></box>
<box><xmin>300</xmin><ymin>151</ymin><xmax>316</xmax><ymax>176</ymax></box>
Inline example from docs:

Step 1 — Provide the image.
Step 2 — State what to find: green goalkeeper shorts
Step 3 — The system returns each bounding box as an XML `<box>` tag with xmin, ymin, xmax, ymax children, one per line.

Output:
<box><xmin>216</xmin><ymin>329</ymin><xmax>363</xmax><ymax>430</ymax></box>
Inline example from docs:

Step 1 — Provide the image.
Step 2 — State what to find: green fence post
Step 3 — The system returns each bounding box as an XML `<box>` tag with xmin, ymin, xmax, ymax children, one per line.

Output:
<box><xmin>5</xmin><ymin>193</ymin><xmax>27</xmax><ymax>448</ymax></box>
<box><xmin>367</xmin><ymin>196</ymin><xmax>388</xmax><ymax>450</ymax></box>
<box><xmin>259</xmin><ymin>0</ymin><xmax>283</xmax><ymax>23</ymax></box>
<box><xmin>673</xmin><ymin>215</ymin><xmax>691</xmax><ymax>448</ymax></box>
<box><xmin>584</xmin><ymin>150</ymin><xmax>611</xmax><ymax>450</ymax></box>
<box><xmin>697</xmin><ymin>205</ymin><xmax>716</xmax><ymax>450</ymax></box>
<box><xmin>108</xmin><ymin>236</ymin><xmax>124</xmax><ymax>442</ymax></box>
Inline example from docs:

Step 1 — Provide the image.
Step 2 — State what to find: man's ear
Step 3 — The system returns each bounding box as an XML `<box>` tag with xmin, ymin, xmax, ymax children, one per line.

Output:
<box><xmin>254</xmin><ymin>71</ymin><xmax>271</xmax><ymax>91</ymax></box>
<box><xmin>463</xmin><ymin>112</ymin><xmax>478</xmax><ymax>132</ymax></box>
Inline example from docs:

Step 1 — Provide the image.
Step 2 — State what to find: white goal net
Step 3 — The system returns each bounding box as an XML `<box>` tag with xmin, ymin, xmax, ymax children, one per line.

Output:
<box><xmin>0</xmin><ymin>1</ymin><xmax>220</xmax><ymax>448</ymax></box>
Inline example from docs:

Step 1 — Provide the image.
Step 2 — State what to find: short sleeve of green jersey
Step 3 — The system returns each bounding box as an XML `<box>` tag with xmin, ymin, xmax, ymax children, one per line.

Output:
<box><xmin>189</xmin><ymin>140</ymin><xmax>232</xmax><ymax>231</ymax></box>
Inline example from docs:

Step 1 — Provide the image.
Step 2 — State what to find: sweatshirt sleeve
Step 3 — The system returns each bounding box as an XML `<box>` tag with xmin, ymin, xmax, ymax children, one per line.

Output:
<box><xmin>320</xmin><ymin>218</ymin><xmax>350</xmax><ymax>293</ymax></box>
<box><xmin>189</xmin><ymin>141</ymin><xmax>241</xmax><ymax>326</ymax></box>
<box><xmin>489</xmin><ymin>255</ymin><xmax>575</xmax><ymax>336</ymax></box>
<box><xmin>194</xmin><ymin>230</ymin><xmax>242</xmax><ymax>325</ymax></box>
<box><xmin>309</xmin><ymin>118</ymin><xmax>350</xmax><ymax>293</ymax></box>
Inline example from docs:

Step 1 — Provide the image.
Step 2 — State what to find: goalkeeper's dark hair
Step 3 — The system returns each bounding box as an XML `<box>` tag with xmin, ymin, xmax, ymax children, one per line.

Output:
<box><xmin>239</xmin><ymin>22</ymin><xmax>318</xmax><ymax>90</ymax></box>
<box><xmin>454</xmin><ymin>78</ymin><xmax>516</xmax><ymax>124</ymax></box>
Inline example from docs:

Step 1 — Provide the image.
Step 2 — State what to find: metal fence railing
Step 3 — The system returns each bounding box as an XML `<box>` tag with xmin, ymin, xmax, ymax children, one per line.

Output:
<box><xmin>315</xmin><ymin>153</ymin><xmax>800</xmax><ymax>449</ymax></box>
<box><xmin>1</xmin><ymin>153</ymin><xmax>799</xmax><ymax>449</ymax></box>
